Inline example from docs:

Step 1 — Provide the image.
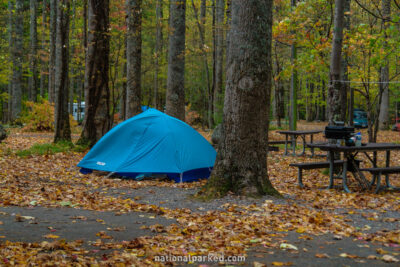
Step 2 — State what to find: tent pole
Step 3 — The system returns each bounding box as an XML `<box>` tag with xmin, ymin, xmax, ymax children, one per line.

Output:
<box><xmin>180</xmin><ymin>173</ymin><xmax>183</xmax><ymax>183</ymax></box>
<box><xmin>106</xmin><ymin>172</ymin><xmax>115</xmax><ymax>178</ymax></box>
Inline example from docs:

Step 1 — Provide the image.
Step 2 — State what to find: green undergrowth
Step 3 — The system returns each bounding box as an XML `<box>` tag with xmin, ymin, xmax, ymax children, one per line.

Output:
<box><xmin>16</xmin><ymin>141</ymin><xmax>88</xmax><ymax>158</ymax></box>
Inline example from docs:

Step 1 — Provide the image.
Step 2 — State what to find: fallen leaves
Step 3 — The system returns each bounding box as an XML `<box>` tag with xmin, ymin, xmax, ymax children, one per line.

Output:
<box><xmin>315</xmin><ymin>253</ymin><xmax>330</xmax><ymax>258</ymax></box>
<box><xmin>382</xmin><ymin>255</ymin><xmax>399</xmax><ymax>263</ymax></box>
<box><xmin>271</xmin><ymin>261</ymin><xmax>293</xmax><ymax>266</ymax></box>
<box><xmin>43</xmin><ymin>234</ymin><xmax>60</xmax><ymax>239</ymax></box>
<box><xmin>279</xmin><ymin>243</ymin><xmax>298</xmax><ymax>250</ymax></box>
<box><xmin>0</xmin><ymin>128</ymin><xmax>399</xmax><ymax>265</ymax></box>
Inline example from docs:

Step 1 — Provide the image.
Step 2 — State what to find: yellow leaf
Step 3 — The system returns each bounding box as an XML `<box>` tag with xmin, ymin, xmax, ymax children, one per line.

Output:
<box><xmin>44</xmin><ymin>234</ymin><xmax>60</xmax><ymax>239</ymax></box>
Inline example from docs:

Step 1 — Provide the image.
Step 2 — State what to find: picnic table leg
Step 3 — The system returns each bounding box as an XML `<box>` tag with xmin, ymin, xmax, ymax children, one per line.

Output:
<box><xmin>300</xmin><ymin>135</ymin><xmax>306</xmax><ymax>156</ymax></box>
<box><xmin>342</xmin><ymin>154</ymin><xmax>351</xmax><ymax>193</ymax></box>
<box><xmin>292</xmin><ymin>136</ymin><xmax>297</xmax><ymax>156</ymax></box>
<box><xmin>298</xmin><ymin>168</ymin><xmax>304</xmax><ymax>188</ymax></box>
<box><xmin>310</xmin><ymin>134</ymin><xmax>315</xmax><ymax>157</ymax></box>
<box><xmin>284</xmin><ymin>134</ymin><xmax>288</xmax><ymax>155</ymax></box>
<box><xmin>328</xmin><ymin>150</ymin><xmax>335</xmax><ymax>189</ymax></box>
<box><xmin>375</xmin><ymin>172</ymin><xmax>382</xmax><ymax>194</ymax></box>
<box><xmin>385</xmin><ymin>150</ymin><xmax>393</xmax><ymax>188</ymax></box>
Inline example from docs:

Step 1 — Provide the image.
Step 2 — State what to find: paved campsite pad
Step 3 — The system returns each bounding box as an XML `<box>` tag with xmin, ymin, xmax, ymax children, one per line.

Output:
<box><xmin>1</xmin><ymin>186</ymin><xmax>397</xmax><ymax>266</ymax></box>
<box><xmin>0</xmin><ymin>206</ymin><xmax>175</xmax><ymax>245</ymax></box>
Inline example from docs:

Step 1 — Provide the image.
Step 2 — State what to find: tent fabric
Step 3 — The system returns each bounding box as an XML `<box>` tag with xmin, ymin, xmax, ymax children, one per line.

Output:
<box><xmin>77</xmin><ymin>108</ymin><xmax>216</xmax><ymax>182</ymax></box>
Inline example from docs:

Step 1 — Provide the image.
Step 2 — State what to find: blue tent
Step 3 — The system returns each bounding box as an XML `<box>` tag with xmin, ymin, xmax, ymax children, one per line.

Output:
<box><xmin>78</xmin><ymin>108</ymin><xmax>216</xmax><ymax>182</ymax></box>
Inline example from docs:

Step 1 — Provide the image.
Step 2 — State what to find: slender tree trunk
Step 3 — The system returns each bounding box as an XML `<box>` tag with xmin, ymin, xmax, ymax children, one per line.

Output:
<box><xmin>328</xmin><ymin>0</ymin><xmax>345</xmax><ymax>125</ymax></box>
<box><xmin>290</xmin><ymin>0</ymin><xmax>297</xmax><ymax>130</ymax></box>
<box><xmin>78</xmin><ymin>0</ymin><xmax>111</xmax><ymax>147</ymax></box>
<box><xmin>153</xmin><ymin>0</ymin><xmax>163</xmax><ymax>109</ymax></box>
<box><xmin>28</xmin><ymin>0</ymin><xmax>38</xmax><ymax>102</ymax></box>
<box><xmin>213</xmin><ymin>0</ymin><xmax>224</xmax><ymax>122</ymax></box>
<box><xmin>191</xmin><ymin>0</ymin><xmax>213</xmax><ymax>128</ymax></box>
<box><xmin>203</xmin><ymin>0</ymin><xmax>279</xmax><ymax>198</ymax></box>
<box><xmin>340</xmin><ymin>0</ymin><xmax>350</xmax><ymax>122</ymax></box>
<box><xmin>6</xmin><ymin>0</ymin><xmax>13</xmax><ymax>122</ymax></box>
<box><xmin>54</xmin><ymin>0</ymin><xmax>71</xmax><ymax>143</ymax></box>
<box><xmin>212</xmin><ymin>0</ymin><xmax>216</xmax><ymax>121</ymax></box>
<box><xmin>48</xmin><ymin>0</ymin><xmax>57</xmax><ymax>103</ymax></box>
<box><xmin>120</xmin><ymin>39</ymin><xmax>127</xmax><ymax>121</ymax></box>
<box><xmin>83</xmin><ymin>0</ymin><xmax>88</xmax><ymax>104</ymax></box>
<box><xmin>69</xmin><ymin>0</ymin><xmax>76</xmax><ymax>115</ymax></box>
<box><xmin>11</xmin><ymin>0</ymin><xmax>23</xmax><ymax>122</ymax></box>
<box><xmin>166</xmin><ymin>0</ymin><xmax>186</xmax><ymax>121</ymax></box>
<box><xmin>274</xmin><ymin>43</ymin><xmax>284</xmax><ymax>127</ymax></box>
<box><xmin>40</xmin><ymin>0</ymin><xmax>48</xmax><ymax>98</ymax></box>
<box><xmin>379</xmin><ymin>0</ymin><xmax>391</xmax><ymax>129</ymax></box>
<box><xmin>125</xmin><ymin>0</ymin><xmax>142</xmax><ymax>118</ymax></box>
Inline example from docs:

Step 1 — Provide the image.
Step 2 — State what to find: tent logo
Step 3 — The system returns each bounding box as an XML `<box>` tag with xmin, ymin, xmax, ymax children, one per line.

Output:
<box><xmin>96</xmin><ymin>161</ymin><xmax>106</xmax><ymax>166</ymax></box>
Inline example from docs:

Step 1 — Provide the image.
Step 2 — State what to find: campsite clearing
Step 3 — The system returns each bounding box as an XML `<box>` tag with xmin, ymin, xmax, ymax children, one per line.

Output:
<box><xmin>0</xmin><ymin>124</ymin><xmax>400</xmax><ymax>266</ymax></box>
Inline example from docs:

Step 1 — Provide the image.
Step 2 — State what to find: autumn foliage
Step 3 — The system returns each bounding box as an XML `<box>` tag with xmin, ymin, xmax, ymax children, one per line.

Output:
<box><xmin>19</xmin><ymin>100</ymin><xmax>78</xmax><ymax>132</ymax></box>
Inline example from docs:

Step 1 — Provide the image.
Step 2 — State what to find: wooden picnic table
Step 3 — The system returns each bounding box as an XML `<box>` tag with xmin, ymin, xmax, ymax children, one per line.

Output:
<box><xmin>307</xmin><ymin>142</ymin><xmax>400</xmax><ymax>193</ymax></box>
<box><xmin>277</xmin><ymin>130</ymin><xmax>323</xmax><ymax>157</ymax></box>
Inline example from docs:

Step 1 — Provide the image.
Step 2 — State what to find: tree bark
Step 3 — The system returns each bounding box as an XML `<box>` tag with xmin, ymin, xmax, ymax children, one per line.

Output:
<box><xmin>29</xmin><ymin>0</ymin><xmax>38</xmax><ymax>102</ymax></box>
<box><xmin>328</xmin><ymin>0</ymin><xmax>345</xmax><ymax>125</ymax></box>
<box><xmin>11</xmin><ymin>0</ymin><xmax>23</xmax><ymax>122</ymax></box>
<box><xmin>153</xmin><ymin>0</ymin><xmax>163</xmax><ymax>109</ymax></box>
<box><xmin>378</xmin><ymin>0</ymin><xmax>391</xmax><ymax>129</ymax></box>
<box><xmin>125</xmin><ymin>0</ymin><xmax>142</xmax><ymax>118</ymax></box>
<box><xmin>78</xmin><ymin>0</ymin><xmax>111</xmax><ymax>147</ymax></box>
<box><xmin>54</xmin><ymin>0</ymin><xmax>71</xmax><ymax>143</ymax></box>
<box><xmin>166</xmin><ymin>0</ymin><xmax>186</xmax><ymax>121</ymax></box>
<box><xmin>202</xmin><ymin>0</ymin><xmax>279</xmax><ymax>198</ymax></box>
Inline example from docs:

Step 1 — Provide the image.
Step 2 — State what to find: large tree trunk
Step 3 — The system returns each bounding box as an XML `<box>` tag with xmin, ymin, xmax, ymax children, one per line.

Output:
<box><xmin>48</xmin><ymin>0</ymin><xmax>57</xmax><ymax>103</ymax></box>
<box><xmin>379</xmin><ymin>0</ymin><xmax>391</xmax><ymax>129</ymax></box>
<box><xmin>29</xmin><ymin>0</ymin><xmax>38</xmax><ymax>102</ymax></box>
<box><xmin>166</xmin><ymin>0</ymin><xmax>186</xmax><ymax>121</ymax></box>
<box><xmin>11</xmin><ymin>0</ymin><xmax>23</xmax><ymax>122</ymax></box>
<box><xmin>153</xmin><ymin>0</ymin><xmax>163</xmax><ymax>109</ymax></box>
<box><xmin>202</xmin><ymin>0</ymin><xmax>279</xmax><ymax>198</ymax></box>
<box><xmin>78</xmin><ymin>0</ymin><xmax>111</xmax><ymax>147</ymax></box>
<box><xmin>54</xmin><ymin>0</ymin><xmax>71</xmax><ymax>143</ymax></box>
<box><xmin>213</xmin><ymin>0</ymin><xmax>224</xmax><ymax>123</ymax></box>
<box><xmin>125</xmin><ymin>0</ymin><xmax>142</xmax><ymax>118</ymax></box>
<box><xmin>327</xmin><ymin>0</ymin><xmax>345</xmax><ymax>125</ymax></box>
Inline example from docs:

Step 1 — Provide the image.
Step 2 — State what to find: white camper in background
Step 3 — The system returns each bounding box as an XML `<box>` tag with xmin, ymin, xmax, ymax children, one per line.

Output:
<box><xmin>72</xmin><ymin>102</ymin><xmax>85</xmax><ymax>122</ymax></box>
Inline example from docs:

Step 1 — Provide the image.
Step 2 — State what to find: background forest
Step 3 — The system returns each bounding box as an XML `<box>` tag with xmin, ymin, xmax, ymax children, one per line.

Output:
<box><xmin>1</xmin><ymin>0</ymin><xmax>400</xmax><ymax>139</ymax></box>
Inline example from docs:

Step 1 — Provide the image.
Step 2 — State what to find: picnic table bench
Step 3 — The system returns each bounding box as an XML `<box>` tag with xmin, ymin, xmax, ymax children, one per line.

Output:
<box><xmin>359</xmin><ymin>167</ymin><xmax>400</xmax><ymax>193</ymax></box>
<box><xmin>307</xmin><ymin>142</ymin><xmax>400</xmax><ymax>193</ymax></box>
<box><xmin>267</xmin><ymin>140</ymin><xmax>287</xmax><ymax>152</ymax></box>
<box><xmin>290</xmin><ymin>160</ymin><xmax>345</xmax><ymax>188</ymax></box>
